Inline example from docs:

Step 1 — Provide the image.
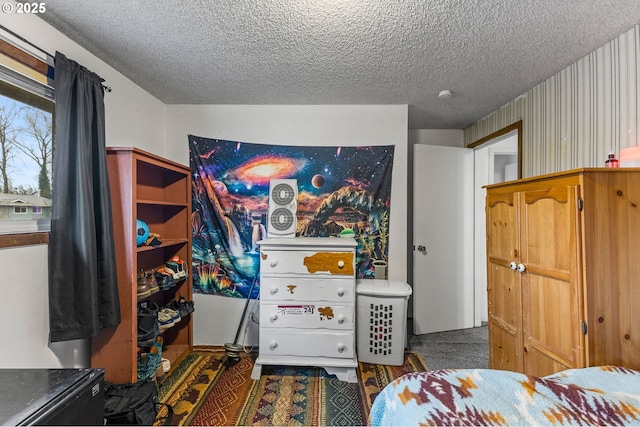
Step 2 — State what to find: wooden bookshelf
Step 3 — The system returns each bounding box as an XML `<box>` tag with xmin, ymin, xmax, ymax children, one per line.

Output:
<box><xmin>91</xmin><ymin>147</ymin><xmax>193</xmax><ymax>383</ymax></box>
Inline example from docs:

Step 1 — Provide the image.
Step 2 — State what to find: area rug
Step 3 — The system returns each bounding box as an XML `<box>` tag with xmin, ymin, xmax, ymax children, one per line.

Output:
<box><xmin>156</xmin><ymin>346</ymin><xmax>427</xmax><ymax>426</ymax></box>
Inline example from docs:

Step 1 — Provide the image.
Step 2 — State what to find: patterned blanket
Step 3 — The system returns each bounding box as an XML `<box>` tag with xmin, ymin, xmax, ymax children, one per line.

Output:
<box><xmin>369</xmin><ymin>366</ymin><xmax>640</xmax><ymax>426</ymax></box>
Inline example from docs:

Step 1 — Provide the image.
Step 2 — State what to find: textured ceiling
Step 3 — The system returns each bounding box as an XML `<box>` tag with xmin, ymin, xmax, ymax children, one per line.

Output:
<box><xmin>30</xmin><ymin>0</ymin><xmax>640</xmax><ymax>129</ymax></box>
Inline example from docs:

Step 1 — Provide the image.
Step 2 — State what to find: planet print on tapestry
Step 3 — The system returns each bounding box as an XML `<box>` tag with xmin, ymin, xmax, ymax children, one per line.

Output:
<box><xmin>311</xmin><ymin>174</ymin><xmax>325</xmax><ymax>188</ymax></box>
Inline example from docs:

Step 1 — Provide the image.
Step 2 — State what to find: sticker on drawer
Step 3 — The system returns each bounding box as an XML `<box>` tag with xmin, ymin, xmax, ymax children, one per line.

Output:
<box><xmin>278</xmin><ymin>305</ymin><xmax>315</xmax><ymax>315</ymax></box>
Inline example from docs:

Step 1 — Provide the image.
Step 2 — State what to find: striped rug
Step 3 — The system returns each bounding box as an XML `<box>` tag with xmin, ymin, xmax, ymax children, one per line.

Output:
<box><xmin>156</xmin><ymin>346</ymin><xmax>427</xmax><ymax>426</ymax></box>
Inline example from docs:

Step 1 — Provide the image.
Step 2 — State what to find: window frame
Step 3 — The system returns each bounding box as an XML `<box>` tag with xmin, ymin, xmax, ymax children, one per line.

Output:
<box><xmin>0</xmin><ymin>232</ymin><xmax>48</xmax><ymax>248</ymax></box>
<box><xmin>0</xmin><ymin>39</ymin><xmax>54</xmax><ymax>248</ymax></box>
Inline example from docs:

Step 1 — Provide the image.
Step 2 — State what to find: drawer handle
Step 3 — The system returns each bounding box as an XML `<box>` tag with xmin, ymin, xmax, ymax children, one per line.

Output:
<box><xmin>270</xmin><ymin>340</ymin><xmax>278</xmax><ymax>350</ymax></box>
<box><xmin>337</xmin><ymin>288</ymin><xmax>345</xmax><ymax>297</ymax></box>
<box><xmin>270</xmin><ymin>260</ymin><xmax>278</xmax><ymax>268</ymax></box>
<box><xmin>337</xmin><ymin>260</ymin><xmax>345</xmax><ymax>268</ymax></box>
<box><xmin>337</xmin><ymin>315</ymin><xmax>345</xmax><ymax>324</ymax></box>
<box><xmin>337</xmin><ymin>343</ymin><xmax>346</xmax><ymax>353</ymax></box>
<box><xmin>269</xmin><ymin>313</ymin><xmax>278</xmax><ymax>322</ymax></box>
<box><xmin>270</xmin><ymin>287</ymin><xmax>278</xmax><ymax>295</ymax></box>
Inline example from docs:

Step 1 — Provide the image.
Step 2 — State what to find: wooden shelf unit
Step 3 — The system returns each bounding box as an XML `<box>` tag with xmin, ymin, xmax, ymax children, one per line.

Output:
<box><xmin>91</xmin><ymin>147</ymin><xmax>193</xmax><ymax>384</ymax></box>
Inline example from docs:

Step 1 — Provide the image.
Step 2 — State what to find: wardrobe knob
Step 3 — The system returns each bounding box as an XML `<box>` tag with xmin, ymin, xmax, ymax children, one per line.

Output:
<box><xmin>517</xmin><ymin>263</ymin><xmax>526</xmax><ymax>273</ymax></box>
<box><xmin>337</xmin><ymin>288</ymin><xmax>345</xmax><ymax>297</ymax></box>
<box><xmin>270</xmin><ymin>287</ymin><xmax>278</xmax><ymax>295</ymax></box>
<box><xmin>337</xmin><ymin>343</ymin><xmax>346</xmax><ymax>353</ymax></box>
<box><xmin>269</xmin><ymin>340</ymin><xmax>278</xmax><ymax>350</ymax></box>
<box><xmin>509</xmin><ymin>261</ymin><xmax>517</xmax><ymax>270</ymax></box>
<box><xmin>337</xmin><ymin>315</ymin><xmax>345</xmax><ymax>324</ymax></box>
<box><xmin>269</xmin><ymin>313</ymin><xmax>278</xmax><ymax>322</ymax></box>
<box><xmin>270</xmin><ymin>259</ymin><xmax>278</xmax><ymax>268</ymax></box>
<box><xmin>338</xmin><ymin>260</ymin><xmax>345</xmax><ymax>268</ymax></box>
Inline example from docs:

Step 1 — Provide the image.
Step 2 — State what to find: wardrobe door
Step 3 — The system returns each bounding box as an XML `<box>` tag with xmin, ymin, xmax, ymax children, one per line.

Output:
<box><xmin>486</xmin><ymin>191</ymin><xmax>522</xmax><ymax>372</ymax></box>
<box><xmin>520</xmin><ymin>184</ymin><xmax>584</xmax><ymax>377</ymax></box>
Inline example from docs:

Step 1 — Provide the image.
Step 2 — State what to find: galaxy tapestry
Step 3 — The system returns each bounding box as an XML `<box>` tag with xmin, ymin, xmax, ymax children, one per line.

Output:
<box><xmin>189</xmin><ymin>135</ymin><xmax>395</xmax><ymax>298</ymax></box>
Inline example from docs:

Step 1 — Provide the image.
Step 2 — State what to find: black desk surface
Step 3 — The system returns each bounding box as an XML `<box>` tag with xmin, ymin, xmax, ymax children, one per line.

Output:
<box><xmin>0</xmin><ymin>368</ymin><xmax>101</xmax><ymax>425</ymax></box>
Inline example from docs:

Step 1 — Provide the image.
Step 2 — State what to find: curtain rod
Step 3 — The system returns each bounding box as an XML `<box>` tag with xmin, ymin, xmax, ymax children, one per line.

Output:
<box><xmin>0</xmin><ymin>24</ymin><xmax>112</xmax><ymax>93</ymax></box>
<box><xmin>0</xmin><ymin>24</ymin><xmax>54</xmax><ymax>59</ymax></box>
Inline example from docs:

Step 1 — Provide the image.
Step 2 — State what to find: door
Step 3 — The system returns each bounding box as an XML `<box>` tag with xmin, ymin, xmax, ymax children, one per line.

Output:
<box><xmin>486</xmin><ymin>190</ymin><xmax>523</xmax><ymax>372</ymax></box>
<box><xmin>520</xmin><ymin>185</ymin><xmax>583</xmax><ymax>376</ymax></box>
<box><xmin>412</xmin><ymin>145</ymin><xmax>474</xmax><ymax>334</ymax></box>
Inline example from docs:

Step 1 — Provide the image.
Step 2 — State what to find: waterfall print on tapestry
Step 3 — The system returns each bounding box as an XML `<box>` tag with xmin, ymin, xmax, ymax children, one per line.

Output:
<box><xmin>189</xmin><ymin>135</ymin><xmax>395</xmax><ymax>298</ymax></box>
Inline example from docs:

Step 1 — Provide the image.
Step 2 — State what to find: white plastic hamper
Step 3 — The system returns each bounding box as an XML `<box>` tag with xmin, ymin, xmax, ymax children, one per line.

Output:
<box><xmin>356</xmin><ymin>279</ymin><xmax>412</xmax><ymax>366</ymax></box>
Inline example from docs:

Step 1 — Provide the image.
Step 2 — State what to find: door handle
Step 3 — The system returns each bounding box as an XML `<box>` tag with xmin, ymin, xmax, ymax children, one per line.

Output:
<box><xmin>416</xmin><ymin>245</ymin><xmax>426</xmax><ymax>252</ymax></box>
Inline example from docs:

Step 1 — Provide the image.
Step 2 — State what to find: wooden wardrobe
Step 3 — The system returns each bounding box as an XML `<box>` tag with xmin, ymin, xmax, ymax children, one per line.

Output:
<box><xmin>485</xmin><ymin>168</ymin><xmax>640</xmax><ymax>377</ymax></box>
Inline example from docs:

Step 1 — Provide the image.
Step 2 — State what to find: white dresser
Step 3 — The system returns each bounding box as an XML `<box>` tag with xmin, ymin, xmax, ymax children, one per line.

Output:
<box><xmin>251</xmin><ymin>237</ymin><xmax>358</xmax><ymax>383</ymax></box>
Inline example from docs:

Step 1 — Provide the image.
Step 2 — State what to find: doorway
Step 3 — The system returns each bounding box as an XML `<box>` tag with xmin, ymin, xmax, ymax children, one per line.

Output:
<box><xmin>471</xmin><ymin>122</ymin><xmax>521</xmax><ymax>326</ymax></box>
<box><xmin>411</xmin><ymin>122</ymin><xmax>522</xmax><ymax>334</ymax></box>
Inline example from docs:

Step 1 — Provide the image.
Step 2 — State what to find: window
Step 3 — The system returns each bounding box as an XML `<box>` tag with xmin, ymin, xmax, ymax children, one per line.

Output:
<box><xmin>0</xmin><ymin>83</ymin><xmax>53</xmax><ymax>235</ymax></box>
<box><xmin>0</xmin><ymin>28</ymin><xmax>54</xmax><ymax>246</ymax></box>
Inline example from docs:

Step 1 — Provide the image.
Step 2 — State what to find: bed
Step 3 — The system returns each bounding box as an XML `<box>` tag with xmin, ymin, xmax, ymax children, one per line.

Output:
<box><xmin>369</xmin><ymin>366</ymin><xmax>640</xmax><ymax>426</ymax></box>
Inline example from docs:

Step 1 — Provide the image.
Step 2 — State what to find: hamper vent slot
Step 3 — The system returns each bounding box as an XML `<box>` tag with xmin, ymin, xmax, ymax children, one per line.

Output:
<box><xmin>368</xmin><ymin>303</ymin><xmax>395</xmax><ymax>354</ymax></box>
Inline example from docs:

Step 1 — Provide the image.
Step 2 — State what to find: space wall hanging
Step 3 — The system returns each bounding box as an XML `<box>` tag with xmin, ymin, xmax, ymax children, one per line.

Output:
<box><xmin>189</xmin><ymin>134</ymin><xmax>395</xmax><ymax>298</ymax></box>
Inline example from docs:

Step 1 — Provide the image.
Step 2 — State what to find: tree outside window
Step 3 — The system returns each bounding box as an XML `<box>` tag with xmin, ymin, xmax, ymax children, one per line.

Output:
<box><xmin>0</xmin><ymin>90</ymin><xmax>53</xmax><ymax>233</ymax></box>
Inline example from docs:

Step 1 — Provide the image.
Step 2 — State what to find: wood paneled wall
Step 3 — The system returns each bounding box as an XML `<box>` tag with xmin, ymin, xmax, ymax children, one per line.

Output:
<box><xmin>464</xmin><ymin>25</ymin><xmax>640</xmax><ymax>178</ymax></box>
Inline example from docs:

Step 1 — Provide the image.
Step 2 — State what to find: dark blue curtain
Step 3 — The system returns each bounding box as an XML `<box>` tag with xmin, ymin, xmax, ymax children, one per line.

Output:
<box><xmin>48</xmin><ymin>52</ymin><xmax>120</xmax><ymax>342</ymax></box>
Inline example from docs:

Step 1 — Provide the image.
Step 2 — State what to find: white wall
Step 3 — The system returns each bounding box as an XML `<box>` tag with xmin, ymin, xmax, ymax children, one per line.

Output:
<box><xmin>1</xmin><ymin>244</ymin><xmax>87</xmax><ymax>367</ymax></box>
<box><xmin>0</xmin><ymin>3</ymin><xmax>166</xmax><ymax>368</ymax></box>
<box><xmin>409</xmin><ymin>129</ymin><xmax>464</xmax><ymax>148</ymax></box>
<box><xmin>165</xmin><ymin>104</ymin><xmax>409</xmax><ymax>345</ymax></box>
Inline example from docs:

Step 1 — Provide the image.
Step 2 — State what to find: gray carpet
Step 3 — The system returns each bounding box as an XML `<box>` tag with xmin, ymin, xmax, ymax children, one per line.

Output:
<box><xmin>408</xmin><ymin>322</ymin><xmax>489</xmax><ymax>371</ymax></box>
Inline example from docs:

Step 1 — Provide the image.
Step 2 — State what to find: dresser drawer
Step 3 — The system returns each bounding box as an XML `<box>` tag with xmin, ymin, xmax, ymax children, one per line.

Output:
<box><xmin>260</xmin><ymin>277</ymin><xmax>354</xmax><ymax>302</ymax></box>
<box><xmin>260</xmin><ymin>330</ymin><xmax>355</xmax><ymax>358</ymax></box>
<box><xmin>260</xmin><ymin>250</ymin><xmax>354</xmax><ymax>276</ymax></box>
<box><xmin>260</xmin><ymin>303</ymin><xmax>354</xmax><ymax>329</ymax></box>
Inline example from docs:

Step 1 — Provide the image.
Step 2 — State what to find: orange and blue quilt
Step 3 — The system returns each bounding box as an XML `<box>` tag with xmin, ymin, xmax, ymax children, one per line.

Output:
<box><xmin>369</xmin><ymin>366</ymin><xmax>640</xmax><ymax>426</ymax></box>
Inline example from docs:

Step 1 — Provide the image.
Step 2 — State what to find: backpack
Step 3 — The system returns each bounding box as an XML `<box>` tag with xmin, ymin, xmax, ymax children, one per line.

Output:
<box><xmin>104</xmin><ymin>380</ymin><xmax>173</xmax><ymax>425</ymax></box>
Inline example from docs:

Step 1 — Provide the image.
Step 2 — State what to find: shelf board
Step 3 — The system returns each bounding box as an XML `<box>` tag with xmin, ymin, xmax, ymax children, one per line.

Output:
<box><xmin>136</xmin><ymin>239</ymin><xmax>189</xmax><ymax>252</ymax></box>
<box><xmin>137</xmin><ymin>199</ymin><xmax>188</xmax><ymax>207</ymax></box>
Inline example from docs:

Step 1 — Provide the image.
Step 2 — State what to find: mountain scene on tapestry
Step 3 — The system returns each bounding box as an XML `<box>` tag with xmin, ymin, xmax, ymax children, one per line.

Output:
<box><xmin>189</xmin><ymin>135</ymin><xmax>395</xmax><ymax>298</ymax></box>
